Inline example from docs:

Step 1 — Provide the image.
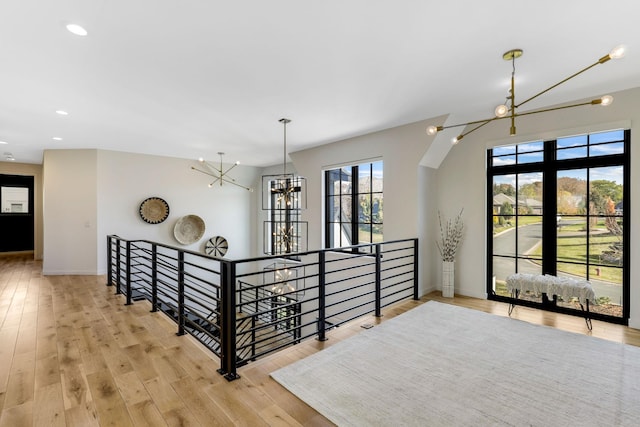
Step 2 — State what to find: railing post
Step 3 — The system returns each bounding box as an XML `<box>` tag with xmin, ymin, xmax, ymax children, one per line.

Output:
<box><xmin>317</xmin><ymin>251</ymin><xmax>328</xmax><ymax>341</ymax></box>
<box><xmin>106</xmin><ymin>235</ymin><xmax>112</xmax><ymax>286</ymax></box>
<box><xmin>413</xmin><ymin>238</ymin><xmax>419</xmax><ymax>300</ymax></box>
<box><xmin>375</xmin><ymin>243</ymin><xmax>382</xmax><ymax>317</ymax></box>
<box><xmin>125</xmin><ymin>240</ymin><xmax>133</xmax><ymax>305</ymax></box>
<box><xmin>176</xmin><ymin>251</ymin><xmax>186</xmax><ymax>336</ymax></box>
<box><xmin>151</xmin><ymin>243</ymin><xmax>158</xmax><ymax>312</ymax></box>
<box><xmin>218</xmin><ymin>260</ymin><xmax>239</xmax><ymax>381</ymax></box>
<box><xmin>115</xmin><ymin>239</ymin><xmax>122</xmax><ymax>295</ymax></box>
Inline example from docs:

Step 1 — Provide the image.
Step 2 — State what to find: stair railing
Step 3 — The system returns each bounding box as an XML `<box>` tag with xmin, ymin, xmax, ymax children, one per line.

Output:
<box><xmin>106</xmin><ymin>235</ymin><xmax>419</xmax><ymax>381</ymax></box>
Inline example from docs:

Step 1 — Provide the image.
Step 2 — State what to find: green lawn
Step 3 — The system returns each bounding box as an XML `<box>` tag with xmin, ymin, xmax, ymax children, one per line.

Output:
<box><xmin>493</xmin><ymin>216</ymin><xmax>541</xmax><ymax>234</ymax></box>
<box><xmin>529</xmin><ymin>232</ymin><xmax>622</xmax><ymax>283</ymax></box>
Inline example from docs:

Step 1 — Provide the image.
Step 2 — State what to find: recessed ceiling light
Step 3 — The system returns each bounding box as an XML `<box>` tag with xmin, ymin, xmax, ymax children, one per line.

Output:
<box><xmin>0</xmin><ymin>141</ymin><xmax>7</xmax><ymax>144</ymax></box>
<box><xmin>56</xmin><ymin>110</ymin><xmax>69</xmax><ymax>115</ymax></box>
<box><xmin>66</xmin><ymin>24</ymin><xmax>88</xmax><ymax>36</ymax></box>
<box><xmin>52</xmin><ymin>137</ymin><xmax>63</xmax><ymax>141</ymax></box>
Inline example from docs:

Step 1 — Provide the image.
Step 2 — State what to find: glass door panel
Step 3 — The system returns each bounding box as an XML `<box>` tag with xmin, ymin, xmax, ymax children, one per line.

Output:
<box><xmin>492</xmin><ymin>256</ymin><xmax>515</xmax><ymax>297</ymax></box>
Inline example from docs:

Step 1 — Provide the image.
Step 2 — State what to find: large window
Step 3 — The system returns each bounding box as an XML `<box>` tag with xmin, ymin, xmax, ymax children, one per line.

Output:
<box><xmin>325</xmin><ymin>161</ymin><xmax>383</xmax><ymax>250</ymax></box>
<box><xmin>488</xmin><ymin>129</ymin><xmax>629</xmax><ymax>323</ymax></box>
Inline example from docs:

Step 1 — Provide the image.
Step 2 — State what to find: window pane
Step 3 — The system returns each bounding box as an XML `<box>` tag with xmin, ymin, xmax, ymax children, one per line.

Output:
<box><xmin>492</xmin><ymin>256</ymin><xmax>515</xmax><ymax>297</ymax></box>
<box><xmin>589</xmin><ymin>166</ymin><xmax>623</xmax><ymax>216</ymax></box>
<box><xmin>372</xmin><ymin>193</ymin><xmax>383</xmax><ymax>223</ymax></box>
<box><xmin>372</xmin><ymin>223</ymin><xmax>383</xmax><ymax>243</ymax></box>
<box><xmin>493</xmin><ymin>155</ymin><xmax>515</xmax><ymax>166</ymax></box>
<box><xmin>371</xmin><ymin>161</ymin><xmax>383</xmax><ymax>192</ymax></box>
<box><xmin>517</xmin><ymin>216</ymin><xmax>542</xmax><ymax>259</ymax></box>
<box><xmin>517</xmin><ymin>258</ymin><xmax>542</xmax><ymax>276</ymax></box>
<box><xmin>557</xmin><ymin>147</ymin><xmax>587</xmax><ymax>160</ymax></box>
<box><xmin>358</xmin><ymin>223</ymin><xmax>371</xmax><ymax>246</ymax></box>
<box><xmin>340</xmin><ymin>195</ymin><xmax>352</xmax><ymax>222</ymax></box>
<box><xmin>592</xmin><ymin>216</ymin><xmax>623</xmax><ymax>267</ymax></box>
<box><xmin>590</xmin><ymin>129</ymin><xmax>624</xmax><ymax>144</ymax></box>
<box><xmin>557</xmin><ymin>216</ymin><xmax>587</xmax><ymax>266</ymax></box>
<box><xmin>557</xmin><ymin>262</ymin><xmax>587</xmax><ymax>280</ymax></box>
<box><xmin>557</xmin><ymin>134</ymin><xmax>587</xmax><ymax>148</ymax></box>
<box><xmin>517</xmin><ymin>141</ymin><xmax>544</xmax><ymax>153</ymax></box>
<box><xmin>358</xmin><ymin>194</ymin><xmax>371</xmax><ymax>224</ymax></box>
<box><xmin>557</xmin><ymin>169</ymin><xmax>587</xmax><ymax>215</ymax></box>
<box><xmin>493</xmin><ymin>220</ymin><xmax>515</xmax><ymax>257</ymax></box>
<box><xmin>327</xmin><ymin>195</ymin><xmax>340</xmax><ymax>221</ymax></box>
<box><xmin>588</xmin><ymin>265</ymin><xmax>623</xmax><ymax>317</ymax></box>
<box><xmin>358</xmin><ymin>164</ymin><xmax>371</xmax><ymax>193</ymax></box>
<box><xmin>493</xmin><ymin>145</ymin><xmax>516</xmax><ymax>156</ymax></box>
<box><xmin>517</xmin><ymin>172</ymin><xmax>543</xmax><ymax>215</ymax></box>
<box><xmin>518</xmin><ymin>152</ymin><xmax>543</xmax><ymax>164</ymax></box>
<box><xmin>590</xmin><ymin>142</ymin><xmax>624</xmax><ymax>157</ymax></box>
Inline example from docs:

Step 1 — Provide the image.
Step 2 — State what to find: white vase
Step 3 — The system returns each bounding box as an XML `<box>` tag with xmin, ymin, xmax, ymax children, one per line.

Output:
<box><xmin>442</xmin><ymin>260</ymin><xmax>454</xmax><ymax>298</ymax></box>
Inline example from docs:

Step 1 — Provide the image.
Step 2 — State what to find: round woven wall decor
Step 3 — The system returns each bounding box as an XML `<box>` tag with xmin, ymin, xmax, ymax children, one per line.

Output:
<box><xmin>139</xmin><ymin>197</ymin><xmax>170</xmax><ymax>224</ymax></box>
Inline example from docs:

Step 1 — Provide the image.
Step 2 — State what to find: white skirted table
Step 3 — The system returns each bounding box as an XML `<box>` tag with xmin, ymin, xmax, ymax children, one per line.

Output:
<box><xmin>506</xmin><ymin>273</ymin><xmax>595</xmax><ymax>330</ymax></box>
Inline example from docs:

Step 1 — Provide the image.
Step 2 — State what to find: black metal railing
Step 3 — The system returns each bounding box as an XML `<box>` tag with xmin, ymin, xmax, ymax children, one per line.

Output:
<box><xmin>107</xmin><ymin>235</ymin><xmax>419</xmax><ymax>380</ymax></box>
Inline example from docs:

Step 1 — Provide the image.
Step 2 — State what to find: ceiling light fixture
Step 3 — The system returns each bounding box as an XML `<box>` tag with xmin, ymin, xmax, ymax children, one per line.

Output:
<box><xmin>66</xmin><ymin>24</ymin><xmax>88</xmax><ymax>36</ymax></box>
<box><xmin>261</xmin><ymin>118</ymin><xmax>308</xmax><ymax>255</ymax></box>
<box><xmin>52</xmin><ymin>137</ymin><xmax>63</xmax><ymax>141</ymax></box>
<box><xmin>56</xmin><ymin>110</ymin><xmax>69</xmax><ymax>116</ymax></box>
<box><xmin>191</xmin><ymin>152</ymin><xmax>253</xmax><ymax>191</ymax></box>
<box><xmin>0</xmin><ymin>141</ymin><xmax>7</xmax><ymax>145</ymax></box>
<box><xmin>426</xmin><ymin>45</ymin><xmax>625</xmax><ymax>145</ymax></box>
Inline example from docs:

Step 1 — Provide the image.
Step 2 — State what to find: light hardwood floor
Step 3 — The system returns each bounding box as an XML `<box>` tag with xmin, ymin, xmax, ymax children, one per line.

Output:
<box><xmin>1</xmin><ymin>253</ymin><xmax>639</xmax><ymax>426</ymax></box>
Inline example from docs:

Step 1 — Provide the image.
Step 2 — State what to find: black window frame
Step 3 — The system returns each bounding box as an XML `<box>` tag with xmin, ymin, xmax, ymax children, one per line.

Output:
<box><xmin>486</xmin><ymin>129</ymin><xmax>630</xmax><ymax>325</ymax></box>
<box><xmin>324</xmin><ymin>161</ymin><xmax>383</xmax><ymax>252</ymax></box>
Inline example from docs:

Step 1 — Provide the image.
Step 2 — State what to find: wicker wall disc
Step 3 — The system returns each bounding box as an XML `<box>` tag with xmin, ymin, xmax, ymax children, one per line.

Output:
<box><xmin>205</xmin><ymin>236</ymin><xmax>228</xmax><ymax>257</ymax></box>
<box><xmin>174</xmin><ymin>215</ymin><xmax>206</xmax><ymax>245</ymax></box>
<box><xmin>139</xmin><ymin>197</ymin><xmax>170</xmax><ymax>224</ymax></box>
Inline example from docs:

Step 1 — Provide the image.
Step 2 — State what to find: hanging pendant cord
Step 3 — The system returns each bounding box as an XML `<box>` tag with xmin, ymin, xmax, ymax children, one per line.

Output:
<box><xmin>279</xmin><ymin>118</ymin><xmax>290</xmax><ymax>176</ymax></box>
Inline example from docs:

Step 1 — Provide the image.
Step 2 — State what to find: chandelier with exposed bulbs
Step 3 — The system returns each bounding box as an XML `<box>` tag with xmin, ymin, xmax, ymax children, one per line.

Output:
<box><xmin>426</xmin><ymin>45</ymin><xmax>626</xmax><ymax>144</ymax></box>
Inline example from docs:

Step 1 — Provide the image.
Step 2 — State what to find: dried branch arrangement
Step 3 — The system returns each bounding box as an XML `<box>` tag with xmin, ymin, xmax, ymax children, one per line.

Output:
<box><xmin>436</xmin><ymin>209</ymin><xmax>464</xmax><ymax>262</ymax></box>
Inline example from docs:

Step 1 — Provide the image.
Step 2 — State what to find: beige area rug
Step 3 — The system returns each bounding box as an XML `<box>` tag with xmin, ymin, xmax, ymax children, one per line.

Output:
<box><xmin>271</xmin><ymin>301</ymin><xmax>640</xmax><ymax>426</ymax></box>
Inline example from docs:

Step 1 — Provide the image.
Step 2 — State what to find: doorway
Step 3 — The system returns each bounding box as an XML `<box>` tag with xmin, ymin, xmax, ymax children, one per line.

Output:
<box><xmin>0</xmin><ymin>174</ymin><xmax>35</xmax><ymax>252</ymax></box>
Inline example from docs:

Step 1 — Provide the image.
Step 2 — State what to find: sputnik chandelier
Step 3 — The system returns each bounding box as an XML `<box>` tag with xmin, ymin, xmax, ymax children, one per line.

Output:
<box><xmin>191</xmin><ymin>152</ymin><xmax>253</xmax><ymax>191</ymax></box>
<box><xmin>426</xmin><ymin>45</ymin><xmax>626</xmax><ymax>144</ymax></box>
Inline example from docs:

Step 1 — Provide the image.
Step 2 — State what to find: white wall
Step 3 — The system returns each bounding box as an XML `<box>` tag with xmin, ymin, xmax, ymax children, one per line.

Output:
<box><xmin>289</xmin><ymin>118</ymin><xmax>438</xmax><ymax>295</ymax></box>
<box><xmin>434</xmin><ymin>86</ymin><xmax>640</xmax><ymax>328</ymax></box>
<box><xmin>43</xmin><ymin>149</ymin><xmax>260</xmax><ymax>275</ymax></box>
<box><xmin>43</xmin><ymin>150</ymin><xmax>98</xmax><ymax>274</ymax></box>
<box><xmin>418</xmin><ymin>165</ymin><xmax>439</xmax><ymax>294</ymax></box>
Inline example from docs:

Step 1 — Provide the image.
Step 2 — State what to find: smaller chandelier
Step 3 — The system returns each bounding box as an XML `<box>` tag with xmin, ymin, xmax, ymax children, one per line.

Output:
<box><xmin>262</xmin><ymin>118</ymin><xmax>308</xmax><ymax>255</ymax></box>
<box><xmin>426</xmin><ymin>45</ymin><xmax>625</xmax><ymax>144</ymax></box>
<box><xmin>264</xmin><ymin>261</ymin><xmax>305</xmax><ymax>301</ymax></box>
<box><xmin>191</xmin><ymin>152</ymin><xmax>253</xmax><ymax>191</ymax></box>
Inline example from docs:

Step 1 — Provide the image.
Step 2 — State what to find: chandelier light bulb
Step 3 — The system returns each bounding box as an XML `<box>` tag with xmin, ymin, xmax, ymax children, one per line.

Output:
<box><xmin>600</xmin><ymin>95</ymin><xmax>614</xmax><ymax>106</ymax></box>
<box><xmin>494</xmin><ymin>104</ymin><xmax>509</xmax><ymax>117</ymax></box>
<box><xmin>426</xmin><ymin>125</ymin><xmax>438</xmax><ymax>135</ymax></box>
<box><xmin>609</xmin><ymin>45</ymin><xmax>626</xmax><ymax>60</ymax></box>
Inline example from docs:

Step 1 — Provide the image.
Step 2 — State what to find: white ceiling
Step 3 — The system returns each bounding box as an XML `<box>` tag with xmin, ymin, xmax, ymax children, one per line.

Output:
<box><xmin>2</xmin><ymin>0</ymin><xmax>640</xmax><ymax>166</ymax></box>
